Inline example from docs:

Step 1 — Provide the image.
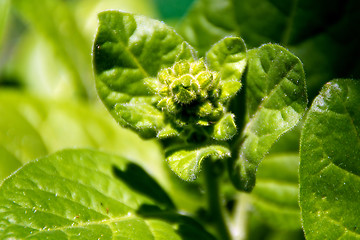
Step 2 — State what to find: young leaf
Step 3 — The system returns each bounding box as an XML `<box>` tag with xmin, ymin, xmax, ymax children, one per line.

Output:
<box><xmin>166</xmin><ymin>145</ymin><xmax>231</xmax><ymax>181</ymax></box>
<box><xmin>206</xmin><ymin>36</ymin><xmax>247</xmax><ymax>84</ymax></box>
<box><xmin>93</xmin><ymin>10</ymin><xmax>195</xmax><ymax>139</ymax></box>
<box><xmin>250</xmin><ymin>154</ymin><xmax>301</xmax><ymax>230</ymax></box>
<box><xmin>0</xmin><ymin>149</ymin><xmax>214</xmax><ymax>239</ymax></box>
<box><xmin>229</xmin><ymin>44</ymin><xmax>307</xmax><ymax>192</ymax></box>
<box><xmin>300</xmin><ymin>79</ymin><xmax>360</xmax><ymax>239</ymax></box>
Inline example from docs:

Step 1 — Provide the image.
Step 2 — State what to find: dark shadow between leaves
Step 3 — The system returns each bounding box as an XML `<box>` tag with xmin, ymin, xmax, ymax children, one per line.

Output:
<box><xmin>137</xmin><ymin>204</ymin><xmax>216</xmax><ymax>240</ymax></box>
<box><xmin>112</xmin><ymin>163</ymin><xmax>175</xmax><ymax>210</ymax></box>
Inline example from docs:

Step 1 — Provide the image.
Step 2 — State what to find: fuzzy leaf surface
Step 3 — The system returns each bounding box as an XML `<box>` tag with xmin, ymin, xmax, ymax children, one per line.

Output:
<box><xmin>206</xmin><ymin>36</ymin><xmax>247</xmax><ymax>84</ymax></box>
<box><xmin>167</xmin><ymin>145</ymin><xmax>231</xmax><ymax>181</ymax></box>
<box><xmin>300</xmin><ymin>79</ymin><xmax>360</xmax><ymax>239</ymax></box>
<box><xmin>93</xmin><ymin>10</ymin><xmax>195</xmax><ymax>138</ymax></box>
<box><xmin>229</xmin><ymin>44</ymin><xmax>307</xmax><ymax>192</ymax></box>
<box><xmin>0</xmin><ymin>149</ymin><xmax>214</xmax><ymax>239</ymax></box>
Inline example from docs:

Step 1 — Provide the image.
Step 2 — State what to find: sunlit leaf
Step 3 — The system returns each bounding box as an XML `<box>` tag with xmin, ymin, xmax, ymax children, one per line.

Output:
<box><xmin>300</xmin><ymin>79</ymin><xmax>360</xmax><ymax>239</ymax></box>
<box><xmin>0</xmin><ymin>149</ymin><xmax>215</xmax><ymax>239</ymax></box>
<box><xmin>93</xmin><ymin>10</ymin><xmax>195</xmax><ymax>138</ymax></box>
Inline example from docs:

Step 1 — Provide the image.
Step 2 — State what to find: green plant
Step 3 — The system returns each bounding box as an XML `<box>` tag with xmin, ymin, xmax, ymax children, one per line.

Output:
<box><xmin>0</xmin><ymin>1</ymin><xmax>359</xmax><ymax>240</ymax></box>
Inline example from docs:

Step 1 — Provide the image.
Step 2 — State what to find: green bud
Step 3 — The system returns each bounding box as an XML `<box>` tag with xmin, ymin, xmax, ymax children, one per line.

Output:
<box><xmin>166</xmin><ymin>98</ymin><xmax>178</xmax><ymax>114</ymax></box>
<box><xmin>210</xmin><ymin>103</ymin><xmax>224</xmax><ymax>120</ymax></box>
<box><xmin>159</xmin><ymin>86</ymin><xmax>169</xmax><ymax>96</ymax></box>
<box><xmin>179</xmin><ymin>75</ymin><xmax>193</xmax><ymax>87</ymax></box>
<box><xmin>212</xmin><ymin>113</ymin><xmax>237</xmax><ymax>140</ymax></box>
<box><xmin>198</xmin><ymin>101</ymin><xmax>213</xmax><ymax>117</ymax></box>
<box><xmin>158</xmin><ymin>68</ymin><xmax>172</xmax><ymax>84</ymax></box>
<box><xmin>174</xmin><ymin>87</ymin><xmax>196</xmax><ymax>104</ymax></box>
<box><xmin>157</xmin><ymin>125</ymin><xmax>180</xmax><ymax>139</ymax></box>
<box><xmin>152</xmin><ymin>59</ymin><xmax>240</xmax><ymax>141</ymax></box>
<box><xmin>196</xmin><ymin>119</ymin><xmax>210</xmax><ymax>126</ymax></box>
<box><xmin>196</xmin><ymin>71</ymin><xmax>212</xmax><ymax>89</ymax></box>
<box><xmin>191</xmin><ymin>58</ymin><xmax>206</xmax><ymax>75</ymax></box>
<box><xmin>144</xmin><ymin>77</ymin><xmax>161</xmax><ymax>93</ymax></box>
<box><xmin>173</xmin><ymin>61</ymin><xmax>190</xmax><ymax>76</ymax></box>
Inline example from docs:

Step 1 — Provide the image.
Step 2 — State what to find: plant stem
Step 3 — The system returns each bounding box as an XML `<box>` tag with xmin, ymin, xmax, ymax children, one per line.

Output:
<box><xmin>203</xmin><ymin>159</ymin><xmax>231</xmax><ymax>240</ymax></box>
<box><xmin>230</xmin><ymin>193</ymin><xmax>248</xmax><ymax>240</ymax></box>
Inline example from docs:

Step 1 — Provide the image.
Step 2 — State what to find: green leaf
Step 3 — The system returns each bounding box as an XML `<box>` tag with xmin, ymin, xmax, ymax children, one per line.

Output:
<box><xmin>0</xmin><ymin>147</ymin><xmax>22</xmax><ymax>181</ymax></box>
<box><xmin>114</xmin><ymin>101</ymin><xmax>166</xmax><ymax>138</ymax></box>
<box><xmin>179</xmin><ymin>0</ymin><xmax>360</xmax><ymax>100</ymax></box>
<box><xmin>300</xmin><ymin>79</ymin><xmax>360</xmax><ymax>239</ymax></box>
<box><xmin>166</xmin><ymin>145</ymin><xmax>231</xmax><ymax>181</ymax></box>
<box><xmin>12</xmin><ymin>0</ymin><xmax>94</xmax><ymax>98</ymax></box>
<box><xmin>229</xmin><ymin>44</ymin><xmax>307</xmax><ymax>192</ymax></box>
<box><xmin>0</xmin><ymin>105</ymin><xmax>47</xmax><ymax>164</ymax></box>
<box><xmin>0</xmin><ymin>149</ymin><xmax>214</xmax><ymax>239</ymax></box>
<box><xmin>0</xmin><ymin>90</ymin><xmax>169</xmax><ymax>190</ymax></box>
<box><xmin>206</xmin><ymin>36</ymin><xmax>247</xmax><ymax>84</ymax></box>
<box><xmin>250</xmin><ymin>154</ymin><xmax>301</xmax><ymax>230</ymax></box>
<box><xmin>113</xmin><ymin>163</ymin><xmax>175</xmax><ymax>210</ymax></box>
<box><xmin>93</xmin><ymin>10</ymin><xmax>195</xmax><ymax>139</ymax></box>
<box><xmin>0</xmin><ymin>90</ymin><xmax>206</xmax><ymax>217</ymax></box>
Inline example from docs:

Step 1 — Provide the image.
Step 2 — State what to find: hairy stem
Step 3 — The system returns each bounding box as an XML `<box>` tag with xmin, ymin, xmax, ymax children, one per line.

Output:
<box><xmin>203</xmin><ymin>159</ymin><xmax>231</xmax><ymax>240</ymax></box>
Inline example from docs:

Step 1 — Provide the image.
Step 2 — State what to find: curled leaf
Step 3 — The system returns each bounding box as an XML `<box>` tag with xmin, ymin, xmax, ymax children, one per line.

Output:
<box><xmin>166</xmin><ymin>145</ymin><xmax>231</xmax><ymax>181</ymax></box>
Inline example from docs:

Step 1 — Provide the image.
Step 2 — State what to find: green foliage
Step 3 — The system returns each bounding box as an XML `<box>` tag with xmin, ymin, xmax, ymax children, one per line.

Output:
<box><xmin>228</xmin><ymin>44</ymin><xmax>307</xmax><ymax>192</ymax></box>
<box><xmin>94</xmin><ymin>10</ymin><xmax>195</xmax><ymax>139</ymax></box>
<box><xmin>300</xmin><ymin>79</ymin><xmax>360</xmax><ymax>239</ymax></box>
<box><xmin>178</xmin><ymin>0</ymin><xmax>360</xmax><ymax>99</ymax></box>
<box><xmin>0</xmin><ymin>0</ymin><xmax>359</xmax><ymax>239</ymax></box>
<box><xmin>94</xmin><ymin>11</ymin><xmax>248</xmax><ymax>182</ymax></box>
<box><xmin>0</xmin><ymin>149</ymin><xmax>214</xmax><ymax>239</ymax></box>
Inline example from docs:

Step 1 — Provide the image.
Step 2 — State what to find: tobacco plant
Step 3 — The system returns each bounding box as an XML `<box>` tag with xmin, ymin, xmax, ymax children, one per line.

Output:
<box><xmin>0</xmin><ymin>1</ymin><xmax>359</xmax><ymax>240</ymax></box>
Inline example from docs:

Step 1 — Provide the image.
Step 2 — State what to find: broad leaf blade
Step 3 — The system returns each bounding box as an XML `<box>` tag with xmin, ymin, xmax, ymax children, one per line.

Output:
<box><xmin>300</xmin><ymin>79</ymin><xmax>360</xmax><ymax>239</ymax></box>
<box><xmin>93</xmin><ymin>10</ymin><xmax>195</xmax><ymax>138</ymax></box>
<box><xmin>0</xmin><ymin>149</ymin><xmax>213</xmax><ymax>239</ymax></box>
<box><xmin>250</xmin><ymin>154</ymin><xmax>301</xmax><ymax>230</ymax></box>
<box><xmin>167</xmin><ymin>145</ymin><xmax>231</xmax><ymax>181</ymax></box>
<box><xmin>229</xmin><ymin>44</ymin><xmax>307</xmax><ymax>192</ymax></box>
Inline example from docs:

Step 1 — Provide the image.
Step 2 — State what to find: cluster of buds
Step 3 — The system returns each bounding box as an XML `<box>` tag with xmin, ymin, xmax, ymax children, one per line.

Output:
<box><xmin>145</xmin><ymin>59</ymin><xmax>241</xmax><ymax>131</ymax></box>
